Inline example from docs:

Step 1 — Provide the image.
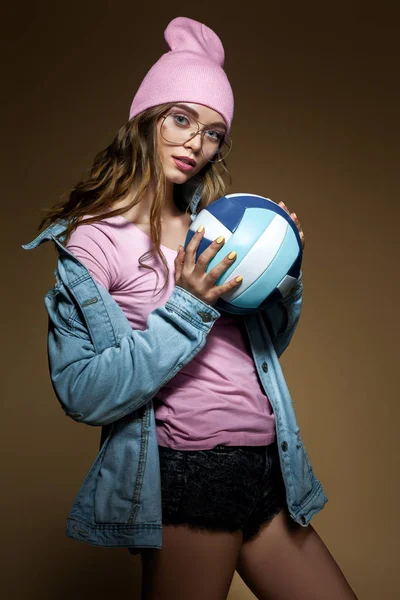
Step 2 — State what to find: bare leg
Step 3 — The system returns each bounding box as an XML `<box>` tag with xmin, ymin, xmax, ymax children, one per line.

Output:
<box><xmin>141</xmin><ymin>523</ymin><xmax>243</xmax><ymax>600</ymax></box>
<box><xmin>236</xmin><ymin>507</ymin><xmax>359</xmax><ymax>600</ymax></box>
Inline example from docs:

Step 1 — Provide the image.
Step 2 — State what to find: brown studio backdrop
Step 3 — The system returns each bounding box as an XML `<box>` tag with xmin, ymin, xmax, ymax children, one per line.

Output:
<box><xmin>2</xmin><ymin>2</ymin><xmax>399</xmax><ymax>599</ymax></box>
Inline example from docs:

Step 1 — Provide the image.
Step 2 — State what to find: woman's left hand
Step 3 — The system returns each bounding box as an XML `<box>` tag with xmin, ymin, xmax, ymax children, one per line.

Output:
<box><xmin>278</xmin><ymin>201</ymin><xmax>305</xmax><ymax>251</ymax></box>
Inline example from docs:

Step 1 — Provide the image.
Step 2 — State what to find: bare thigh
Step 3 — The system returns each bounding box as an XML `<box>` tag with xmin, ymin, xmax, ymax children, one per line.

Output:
<box><xmin>140</xmin><ymin>523</ymin><xmax>243</xmax><ymax>600</ymax></box>
<box><xmin>236</xmin><ymin>507</ymin><xmax>359</xmax><ymax>600</ymax></box>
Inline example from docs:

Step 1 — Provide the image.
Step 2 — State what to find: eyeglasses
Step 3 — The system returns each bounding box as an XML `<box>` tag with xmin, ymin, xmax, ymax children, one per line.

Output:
<box><xmin>160</xmin><ymin>111</ymin><xmax>232</xmax><ymax>163</ymax></box>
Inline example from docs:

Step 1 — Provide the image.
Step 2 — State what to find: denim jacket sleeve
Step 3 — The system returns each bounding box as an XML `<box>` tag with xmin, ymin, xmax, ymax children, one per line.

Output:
<box><xmin>261</xmin><ymin>270</ymin><xmax>303</xmax><ymax>358</ymax></box>
<box><xmin>46</xmin><ymin>256</ymin><xmax>221</xmax><ymax>427</ymax></box>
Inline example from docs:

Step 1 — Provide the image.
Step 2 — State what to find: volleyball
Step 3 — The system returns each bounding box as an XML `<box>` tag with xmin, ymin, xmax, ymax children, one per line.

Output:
<box><xmin>183</xmin><ymin>193</ymin><xmax>303</xmax><ymax>315</ymax></box>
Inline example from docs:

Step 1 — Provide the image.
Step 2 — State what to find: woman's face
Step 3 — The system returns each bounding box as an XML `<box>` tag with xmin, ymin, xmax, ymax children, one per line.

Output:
<box><xmin>156</xmin><ymin>102</ymin><xmax>227</xmax><ymax>184</ymax></box>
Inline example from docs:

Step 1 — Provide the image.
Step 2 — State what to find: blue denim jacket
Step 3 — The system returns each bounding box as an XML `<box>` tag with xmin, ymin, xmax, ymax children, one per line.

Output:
<box><xmin>23</xmin><ymin>195</ymin><xmax>328</xmax><ymax>553</ymax></box>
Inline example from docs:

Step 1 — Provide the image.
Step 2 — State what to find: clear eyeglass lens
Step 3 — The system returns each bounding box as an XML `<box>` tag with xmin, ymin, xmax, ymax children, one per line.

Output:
<box><xmin>161</xmin><ymin>113</ymin><xmax>231</xmax><ymax>162</ymax></box>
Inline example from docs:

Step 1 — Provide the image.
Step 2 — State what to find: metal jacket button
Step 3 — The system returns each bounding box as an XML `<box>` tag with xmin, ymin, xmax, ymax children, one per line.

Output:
<box><xmin>262</xmin><ymin>361</ymin><xmax>268</xmax><ymax>372</ymax></box>
<box><xmin>197</xmin><ymin>311</ymin><xmax>213</xmax><ymax>323</ymax></box>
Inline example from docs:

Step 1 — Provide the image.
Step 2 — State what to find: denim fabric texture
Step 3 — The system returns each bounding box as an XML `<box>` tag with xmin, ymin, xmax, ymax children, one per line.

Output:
<box><xmin>22</xmin><ymin>191</ymin><xmax>328</xmax><ymax>553</ymax></box>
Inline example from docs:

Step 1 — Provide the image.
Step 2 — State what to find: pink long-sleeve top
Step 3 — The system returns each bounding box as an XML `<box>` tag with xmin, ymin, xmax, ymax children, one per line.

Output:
<box><xmin>66</xmin><ymin>215</ymin><xmax>276</xmax><ymax>450</ymax></box>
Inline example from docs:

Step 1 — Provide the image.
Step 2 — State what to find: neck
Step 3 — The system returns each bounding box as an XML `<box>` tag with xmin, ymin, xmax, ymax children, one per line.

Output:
<box><xmin>114</xmin><ymin>177</ymin><xmax>186</xmax><ymax>224</ymax></box>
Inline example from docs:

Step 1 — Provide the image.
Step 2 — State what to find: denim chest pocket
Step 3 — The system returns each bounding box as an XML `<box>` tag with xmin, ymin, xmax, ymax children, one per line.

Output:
<box><xmin>61</xmin><ymin>294</ymin><xmax>86</xmax><ymax>333</ymax></box>
<box><xmin>46</xmin><ymin>283</ymin><xmax>91</xmax><ymax>339</ymax></box>
<box><xmin>66</xmin><ymin>305</ymin><xmax>84</xmax><ymax>331</ymax></box>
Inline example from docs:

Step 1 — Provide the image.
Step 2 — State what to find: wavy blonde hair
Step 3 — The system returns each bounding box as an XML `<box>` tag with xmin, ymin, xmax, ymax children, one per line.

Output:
<box><xmin>38</xmin><ymin>102</ymin><xmax>232</xmax><ymax>296</ymax></box>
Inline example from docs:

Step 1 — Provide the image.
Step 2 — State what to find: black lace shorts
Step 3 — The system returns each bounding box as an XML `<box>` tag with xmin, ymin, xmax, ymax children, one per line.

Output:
<box><xmin>158</xmin><ymin>437</ymin><xmax>287</xmax><ymax>542</ymax></box>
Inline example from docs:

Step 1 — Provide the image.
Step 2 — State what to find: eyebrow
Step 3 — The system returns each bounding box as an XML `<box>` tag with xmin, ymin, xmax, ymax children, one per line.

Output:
<box><xmin>172</xmin><ymin>103</ymin><xmax>227</xmax><ymax>130</ymax></box>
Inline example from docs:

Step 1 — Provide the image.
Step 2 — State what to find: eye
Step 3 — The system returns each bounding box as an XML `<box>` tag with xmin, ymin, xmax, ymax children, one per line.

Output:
<box><xmin>171</xmin><ymin>113</ymin><xmax>190</xmax><ymax>126</ymax></box>
<box><xmin>205</xmin><ymin>130</ymin><xmax>224</xmax><ymax>142</ymax></box>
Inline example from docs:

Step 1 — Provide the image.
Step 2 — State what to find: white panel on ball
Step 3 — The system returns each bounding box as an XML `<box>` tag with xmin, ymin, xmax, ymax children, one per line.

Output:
<box><xmin>220</xmin><ymin>214</ymin><xmax>289</xmax><ymax>302</ymax></box>
<box><xmin>189</xmin><ymin>210</ymin><xmax>233</xmax><ymax>241</ymax></box>
<box><xmin>277</xmin><ymin>274</ymin><xmax>298</xmax><ymax>297</ymax></box>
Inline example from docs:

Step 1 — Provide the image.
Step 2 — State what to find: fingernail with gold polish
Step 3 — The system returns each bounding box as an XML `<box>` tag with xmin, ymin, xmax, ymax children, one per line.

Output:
<box><xmin>215</xmin><ymin>236</ymin><xmax>225</xmax><ymax>244</ymax></box>
<box><xmin>197</xmin><ymin>225</ymin><xmax>204</xmax><ymax>233</ymax></box>
<box><xmin>228</xmin><ymin>251</ymin><xmax>237</xmax><ymax>260</ymax></box>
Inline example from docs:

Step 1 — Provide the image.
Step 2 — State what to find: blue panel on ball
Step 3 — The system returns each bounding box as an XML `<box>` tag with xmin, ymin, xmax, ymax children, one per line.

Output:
<box><xmin>184</xmin><ymin>229</ymin><xmax>196</xmax><ymax>248</ymax></box>
<box><xmin>207</xmin><ymin>208</ymin><xmax>276</xmax><ymax>280</ymax></box>
<box><xmin>287</xmin><ymin>254</ymin><xmax>302</xmax><ymax>279</ymax></box>
<box><xmin>224</xmin><ymin>194</ymin><xmax>289</xmax><ymax>218</ymax></box>
<box><xmin>206</xmin><ymin>196</ymin><xmax>246</xmax><ymax>233</ymax></box>
<box><xmin>225</xmin><ymin>194</ymin><xmax>277</xmax><ymax>209</ymax></box>
<box><xmin>182</xmin><ymin>194</ymin><xmax>303</xmax><ymax>315</ymax></box>
<box><xmin>225</xmin><ymin>195</ymin><xmax>304</xmax><ymax>250</ymax></box>
<box><xmin>197</xmin><ymin>236</ymin><xmax>215</xmax><ymax>255</ymax></box>
<box><xmin>257</xmin><ymin>287</ymin><xmax>283</xmax><ymax>311</ymax></box>
<box><xmin>231</xmin><ymin>225</ymin><xmax>300</xmax><ymax>308</ymax></box>
<box><xmin>184</xmin><ymin>229</ymin><xmax>214</xmax><ymax>255</ymax></box>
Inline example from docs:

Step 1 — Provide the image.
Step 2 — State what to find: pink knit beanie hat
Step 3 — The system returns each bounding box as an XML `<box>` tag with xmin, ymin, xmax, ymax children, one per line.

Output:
<box><xmin>129</xmin><ymin>16</ymin><xmax>234</xmax><ymax>133</ymax></box>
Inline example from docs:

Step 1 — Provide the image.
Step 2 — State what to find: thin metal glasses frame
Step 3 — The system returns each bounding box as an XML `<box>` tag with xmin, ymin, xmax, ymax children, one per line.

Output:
<box><xmin>160</xmin><ymin>113</ymin><xmax>232</xmax><ymax>163</ymax></box>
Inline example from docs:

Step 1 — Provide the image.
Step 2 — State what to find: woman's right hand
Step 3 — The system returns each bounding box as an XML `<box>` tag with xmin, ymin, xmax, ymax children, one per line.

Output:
<box><xmin>174</xmin><ymin>226</ymin><xmax>243</xmax><ymax>307</ymax></box>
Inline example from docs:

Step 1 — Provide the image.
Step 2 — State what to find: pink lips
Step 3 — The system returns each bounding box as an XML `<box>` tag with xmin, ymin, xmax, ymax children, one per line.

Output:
<box><xmin>172</xmin><ymin>157</ymin><xmax>195</xmax><ymax>171</ymax></box>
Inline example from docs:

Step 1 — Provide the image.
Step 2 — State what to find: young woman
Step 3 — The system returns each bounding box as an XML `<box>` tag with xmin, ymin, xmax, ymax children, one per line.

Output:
<box><xmin>26</xmin><ymin>16</ymin><xmax>358</xmax><ymax>600</ymax></box>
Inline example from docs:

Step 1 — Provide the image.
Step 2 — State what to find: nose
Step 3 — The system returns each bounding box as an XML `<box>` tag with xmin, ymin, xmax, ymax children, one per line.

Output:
<box><xmin>183</xmin><ymin>131</ymin><xmax>203</xmax><ymax>153</ymax></box>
